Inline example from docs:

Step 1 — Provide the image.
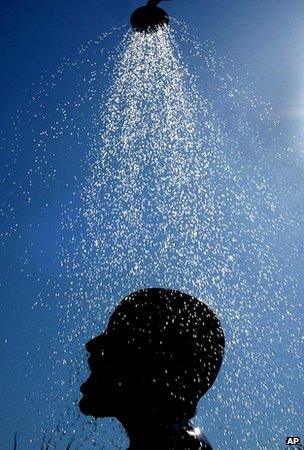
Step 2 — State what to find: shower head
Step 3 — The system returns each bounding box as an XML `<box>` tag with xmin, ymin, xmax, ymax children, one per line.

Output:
<box><xmin>130</xmin><ymin>0</ymin><xmax>170</xmax><ymax>33</ymax></box>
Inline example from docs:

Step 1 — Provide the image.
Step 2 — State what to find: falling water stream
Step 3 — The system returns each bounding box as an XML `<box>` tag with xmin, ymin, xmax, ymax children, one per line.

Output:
<box><xmin>1</xmin><ymin>22</ymin><xmax>303</xmax><ymax>450</ymax></box>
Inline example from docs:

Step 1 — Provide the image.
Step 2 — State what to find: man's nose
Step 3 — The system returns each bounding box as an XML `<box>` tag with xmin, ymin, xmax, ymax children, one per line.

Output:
<box><xmin>85</xmin><ymin>333</ymin><xmax>106</xmax><ymax>353</ymax></box>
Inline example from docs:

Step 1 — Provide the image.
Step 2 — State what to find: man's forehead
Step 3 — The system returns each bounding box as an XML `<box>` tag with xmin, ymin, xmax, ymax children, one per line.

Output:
<box><xmin>109</xmin><ymin>296</ymin><xmax>211</xmax><ymax>325</ymax></box>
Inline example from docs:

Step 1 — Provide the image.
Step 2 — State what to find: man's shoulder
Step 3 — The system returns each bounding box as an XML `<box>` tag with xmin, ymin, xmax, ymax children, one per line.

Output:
<box><xmin>199</xmin><ymin>433</ymin><xmax>213</xmax><ymax>449</ymax></box>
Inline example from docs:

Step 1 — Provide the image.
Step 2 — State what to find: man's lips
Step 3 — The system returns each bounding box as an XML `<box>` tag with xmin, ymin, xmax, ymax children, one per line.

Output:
<box><xmin>80</xmin><ymin>372</ymin><xmax>110</xmax><ymax>396</ymax></box>
<box><xmin>80</xmin><ymin>373</ymin><xmax>97</xmax><ymax>395</ymax></box>
<box><xmin>88</xmin><ymin>355</ymin><xmax>98</xmax><ymax>370</ymax></box>
<box><xmin>80</xmin><ymin>381</ymin><xmax>88</xmax><ymax>395</ymax></box>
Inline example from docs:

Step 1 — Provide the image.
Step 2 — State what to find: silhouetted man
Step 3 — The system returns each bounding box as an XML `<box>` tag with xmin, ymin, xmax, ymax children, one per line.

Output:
<box><xmin>80</xmin><ymin>288</ymin><xmax>225</xmax><ymax>449</ymax></box>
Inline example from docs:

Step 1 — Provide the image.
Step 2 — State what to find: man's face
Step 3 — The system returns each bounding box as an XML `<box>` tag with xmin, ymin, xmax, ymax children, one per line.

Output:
<box><xmin>79</xmin><ymin>322</ymin><xmax>150</xmax><ymax>420</ymax></box>
<box><xmin>79</xmin><ymin>291</ymin><xmax>225</xmax><ymax>421</ymax></box>
<box><xmin>79</xmin><ymin>332</ymin><xmax>122</xmax><ymax>418</ymax></box>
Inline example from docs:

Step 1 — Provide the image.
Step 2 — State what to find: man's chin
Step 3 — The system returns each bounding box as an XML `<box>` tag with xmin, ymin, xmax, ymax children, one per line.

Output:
<box><xmin>79</xmin><ymin>396</ymin><xmax>98</xmax><ymax>417</ymax></box>
<box><xmin>79</xmin><ymin>395</ymin><xmax>107</xmax><ymax>418</ymax></box>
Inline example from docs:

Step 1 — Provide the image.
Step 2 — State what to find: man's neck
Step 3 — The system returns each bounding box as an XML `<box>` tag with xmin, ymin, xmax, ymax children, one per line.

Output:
<box><xmin>122</xmin><ymin>418</ymin><xmax>206</xmax><ymax>450</ymax></box>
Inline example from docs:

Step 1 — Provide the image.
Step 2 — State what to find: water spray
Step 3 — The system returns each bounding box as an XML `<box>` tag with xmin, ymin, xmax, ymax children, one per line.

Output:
<box><xmin>130</xmin><ymin>0</ymin><xmax>170</xmax><ymax>32</ymax></box>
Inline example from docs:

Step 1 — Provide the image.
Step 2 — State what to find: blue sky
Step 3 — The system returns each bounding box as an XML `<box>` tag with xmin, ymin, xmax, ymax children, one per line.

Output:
<box><xmin>1</xmin><ymin>0</ymin><xmax>304</xmax><ymax>121</ymax></box>
<box><xmin>0</xmin><ymin>1</ymin><xmax>304</xmax><ymax>449</ymax></box>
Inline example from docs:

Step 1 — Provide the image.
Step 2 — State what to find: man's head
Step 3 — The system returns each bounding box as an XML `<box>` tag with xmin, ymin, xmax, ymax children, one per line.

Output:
<box><xmin>80</xmin><ymin>288</ymin><xmax>224</xmax><ymax>422</ymax></box>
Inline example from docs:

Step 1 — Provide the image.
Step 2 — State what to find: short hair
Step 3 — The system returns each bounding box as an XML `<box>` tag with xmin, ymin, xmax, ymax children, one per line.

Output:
<box><xmin>102</xmin><ymin>288</ymin><xmax>225</xmax><ymax>416</ymax></box>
